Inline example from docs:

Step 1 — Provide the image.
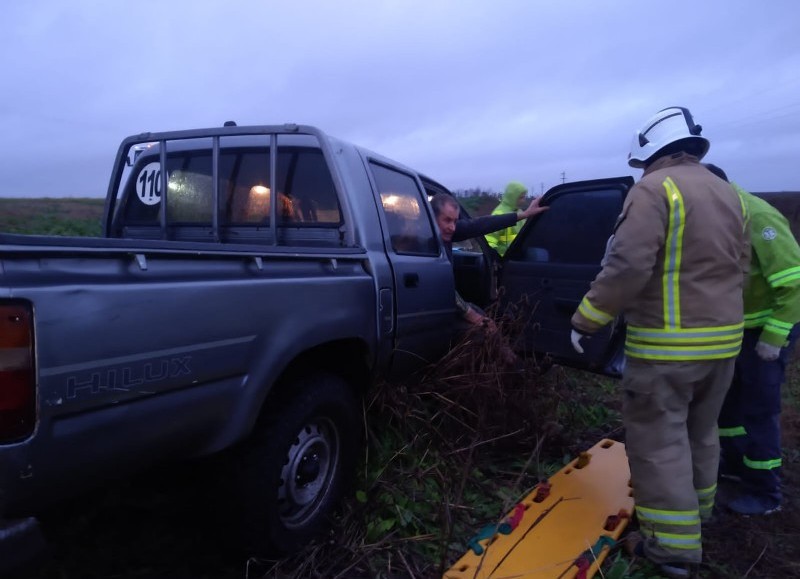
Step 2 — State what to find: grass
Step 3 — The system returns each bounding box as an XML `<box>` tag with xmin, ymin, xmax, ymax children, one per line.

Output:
<box><xmin>249</xmin><ymin>337</ymin><xmax>800</xmax><ymax>579</ymax></box>
<box><xmin>4</xmin><ymin>198</ymin><xmax>800</xmax><ymax>578</ymax></box>
<box><xmin>0</xmin><ymin>197</ymin><xmax>104</xmax><ymax>236</ymax></box>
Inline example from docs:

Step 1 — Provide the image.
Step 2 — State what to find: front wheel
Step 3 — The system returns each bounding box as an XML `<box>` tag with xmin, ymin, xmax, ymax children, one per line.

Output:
<box><xmin>238</xmin><ymin>372</ymin><xmax>360</xmax><ymax>555</ymax></box>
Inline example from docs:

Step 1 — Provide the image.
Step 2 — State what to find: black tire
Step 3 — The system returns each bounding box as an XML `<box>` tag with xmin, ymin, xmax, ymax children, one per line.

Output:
<box><xmin>238</xmin><ymin>372</ymin><xmax>360</xmax><ymax>555</ymax></box>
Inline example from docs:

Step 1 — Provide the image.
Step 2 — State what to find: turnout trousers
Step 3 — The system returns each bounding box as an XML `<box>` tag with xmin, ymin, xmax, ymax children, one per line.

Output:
<box><xmin>718</xmin><ymin>326</ymin><xmax>799</xmax><ymax>502</ymax></box>
<box><xmin>623</xmin><ymin>358</ymin><xmax>735</xmax><ymax>565</ymax></box>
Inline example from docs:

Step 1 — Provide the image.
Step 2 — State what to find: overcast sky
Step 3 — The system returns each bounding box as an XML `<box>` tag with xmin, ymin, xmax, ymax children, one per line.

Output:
<box><xmin>3</xmin><ymin>0</ymin><xmax>799</xmax><ymax>198</ymax></box>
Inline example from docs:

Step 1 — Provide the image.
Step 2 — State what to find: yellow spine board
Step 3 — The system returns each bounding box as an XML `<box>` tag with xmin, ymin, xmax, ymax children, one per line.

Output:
<box><xmin>444</xmin><ymin>439</ymin><xmax>634</xmax><ymax>579</ymax></box>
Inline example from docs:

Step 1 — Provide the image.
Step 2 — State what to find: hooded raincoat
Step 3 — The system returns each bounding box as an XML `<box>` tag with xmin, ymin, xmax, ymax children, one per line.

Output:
<box><xmin>484</xmin><ymin>182</ymin><xmax>527</xmax><ymax>255</ymax></box>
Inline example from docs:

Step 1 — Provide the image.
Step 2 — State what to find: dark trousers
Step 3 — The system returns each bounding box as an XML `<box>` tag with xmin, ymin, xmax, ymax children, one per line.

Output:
<box><xmin>718</xmin><ymin>326</ymin><xmax>799</xmax><ymax>501</ymax></box>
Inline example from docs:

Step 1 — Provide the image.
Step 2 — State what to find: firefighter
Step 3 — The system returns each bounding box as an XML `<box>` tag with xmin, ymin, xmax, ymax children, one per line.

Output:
<box><xmin>484</xmin><ymin>181</ymin><xmax>530</xmax><ymax>256</ymax></box>
<box><xmin>570</xmin><ymin>107</ymin><xmax>750</xmax><ymax>578</ymax></box>
<box><xmin>705</xmin><ymin>163</ymin><xmax>800</xmax><ymax>516</ymax></box>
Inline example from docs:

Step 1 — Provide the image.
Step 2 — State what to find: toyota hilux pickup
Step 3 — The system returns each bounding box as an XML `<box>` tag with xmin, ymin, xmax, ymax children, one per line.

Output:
<box><xmin>0</xmin><ymin>122</ymin><xmax>642</xmax><ymax>572</ymax></box>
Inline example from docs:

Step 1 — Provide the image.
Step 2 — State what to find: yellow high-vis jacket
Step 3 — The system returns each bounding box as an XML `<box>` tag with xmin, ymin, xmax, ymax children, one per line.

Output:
<box><xmin>735</xmin><ymin>184</ymin><xmax>800</xmax><ymax>347</ymax></box>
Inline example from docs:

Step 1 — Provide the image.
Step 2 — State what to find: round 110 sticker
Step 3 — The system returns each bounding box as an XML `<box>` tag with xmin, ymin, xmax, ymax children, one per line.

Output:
<box><xmin>136</xmin><ymin>162</ymin><xmax>162</xmax><ymax>205</ymax></box>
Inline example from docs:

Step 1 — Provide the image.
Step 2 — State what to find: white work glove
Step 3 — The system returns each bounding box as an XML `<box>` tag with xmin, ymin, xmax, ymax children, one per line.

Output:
<box><xmin>571</xmin><ymin>329</ymin><xmax>587</xmax><ymax>354</ymax></box>
<box><xmin>755</xmin><ymin>340</ymin><xmax>781</xmax><ymax>362</ymax></box>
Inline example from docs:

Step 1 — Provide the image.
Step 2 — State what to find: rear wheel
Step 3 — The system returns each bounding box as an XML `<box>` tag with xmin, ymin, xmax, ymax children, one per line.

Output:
<box><xmin>238</xmin><ymin>372</ymin><xmax>360</xmax><ymax>554</ymax></box>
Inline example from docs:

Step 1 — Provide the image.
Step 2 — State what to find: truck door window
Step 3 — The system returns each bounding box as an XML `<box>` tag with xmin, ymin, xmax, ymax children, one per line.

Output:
<box><xmin>369</xmin><ymin>163</ymin><xmax>438</xmax><ymax>256</ymax></box>
<box><xmin>517</xmin><ymin>189</ymin><xmax>623</xmax><ymax>264</ymax></box>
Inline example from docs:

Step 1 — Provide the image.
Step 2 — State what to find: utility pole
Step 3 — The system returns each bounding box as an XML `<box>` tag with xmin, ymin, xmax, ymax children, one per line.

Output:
<box><xmin>561</xmin><ymin>171</ymin><xmax>566</xmax><ymax>184</ymax></box>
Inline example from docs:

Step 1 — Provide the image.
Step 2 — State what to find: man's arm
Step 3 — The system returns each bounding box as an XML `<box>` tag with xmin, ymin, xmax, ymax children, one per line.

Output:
<box><xmin>456</xmin><ymin>290</ymin><xmax>497</xmax><ymax>331</ymax></box>
<box><xmin>453</xmin><ymin>197</ymin><xmax>548</xmax><ymax>243</ymax></box>
<box><xmin>453</xmin><ymin>213</ymin><xmax>517</xmax><ymax>242</ymax></box>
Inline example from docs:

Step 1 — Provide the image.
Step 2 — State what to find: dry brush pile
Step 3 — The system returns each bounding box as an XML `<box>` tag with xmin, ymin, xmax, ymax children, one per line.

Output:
<box><xmin>251</xmin><ymin>305</ymin><xmax>625</xmax><ymax>578</ymax></box>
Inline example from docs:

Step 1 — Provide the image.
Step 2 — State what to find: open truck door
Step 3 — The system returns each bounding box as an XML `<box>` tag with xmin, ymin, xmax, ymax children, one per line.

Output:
<box><xmin>498</xmin><ymin>177</ymin><xmax>635</xmax><ymax>376</ymax></box>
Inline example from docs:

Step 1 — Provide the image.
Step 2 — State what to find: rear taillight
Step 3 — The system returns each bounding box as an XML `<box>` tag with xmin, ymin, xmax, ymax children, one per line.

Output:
<box><xmin>0</xmin><ymin>303</ymin><xmax>35</xmax><ymax>442</ymax></box>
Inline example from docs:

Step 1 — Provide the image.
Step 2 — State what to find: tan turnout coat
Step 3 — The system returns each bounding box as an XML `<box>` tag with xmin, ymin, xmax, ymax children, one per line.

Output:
<box><xmin>571</xmin><ymin>153</ymin><xmax>750</xmax><ymax>362</ymax></box>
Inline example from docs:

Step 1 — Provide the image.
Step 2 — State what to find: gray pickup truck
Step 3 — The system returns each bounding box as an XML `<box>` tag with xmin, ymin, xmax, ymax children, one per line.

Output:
<box><xmin>0</xmin><ymin>123</ymin><xmax>644</xmax><ymax>570</ymax></box>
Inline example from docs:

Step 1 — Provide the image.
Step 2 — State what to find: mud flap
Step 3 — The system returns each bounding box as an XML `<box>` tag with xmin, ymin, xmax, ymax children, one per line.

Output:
<box><xmin>444</xmin><ymin>439</ymin><xmax>634</xmax><ymax>579</ymax></box>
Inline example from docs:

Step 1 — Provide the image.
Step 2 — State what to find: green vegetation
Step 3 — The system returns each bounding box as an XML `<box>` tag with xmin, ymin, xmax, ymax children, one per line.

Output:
<box><xmin>10</xmin><ymin>198</ymin><xmax>800</xmax><ymax>578</ymax></box>
<box><xmin>254</xmin><ymin>339</ymin><xmax>800</xmax><ymax>579</ymax></box>
<box><xmin>0</xmin><ymin>197</ymin><xmax>104</xmax><ymax>236</ymax></box>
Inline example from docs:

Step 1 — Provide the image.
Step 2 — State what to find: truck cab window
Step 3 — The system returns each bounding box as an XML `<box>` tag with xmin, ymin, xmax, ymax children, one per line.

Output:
<box><xmin>219</xmin><ymin>135</ymin><xmax>342</xmax><ymax>228</ymax></box>
<box><xmin>370</xmin><ymin>163</ymin><xmax>438</xmax><ymax>256</ymax></box>
<box><xmin>115</xmin><ymin>133</ymin><xmax>343</xmax><ymax>243</ymax></box>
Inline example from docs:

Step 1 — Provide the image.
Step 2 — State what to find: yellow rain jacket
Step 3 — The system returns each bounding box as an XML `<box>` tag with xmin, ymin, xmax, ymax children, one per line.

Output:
<box><xmin>485</xmin><ymin>181</ymin><xmax>527</xmax><ymax>256</ymax></box>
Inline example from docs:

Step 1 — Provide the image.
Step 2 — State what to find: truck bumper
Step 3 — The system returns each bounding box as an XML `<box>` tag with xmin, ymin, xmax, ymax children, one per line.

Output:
<box><xmin>0</xmin><ymin>517</ymin><xmax>45</xmax><ymax>574</ymax></box>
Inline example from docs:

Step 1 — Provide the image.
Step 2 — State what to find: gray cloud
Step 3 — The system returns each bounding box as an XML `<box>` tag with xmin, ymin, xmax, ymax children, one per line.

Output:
<box><xmin>2</xmin><ymin>0</ymin><xmax>799</xmax><ymax>198</ymax></box>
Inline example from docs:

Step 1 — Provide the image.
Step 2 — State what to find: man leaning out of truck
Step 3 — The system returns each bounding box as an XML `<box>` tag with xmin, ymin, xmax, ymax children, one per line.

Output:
<box><xmin>430</xmin><ymin>192</ymin><xmax>547</xmax><ymax>346</ymax></box>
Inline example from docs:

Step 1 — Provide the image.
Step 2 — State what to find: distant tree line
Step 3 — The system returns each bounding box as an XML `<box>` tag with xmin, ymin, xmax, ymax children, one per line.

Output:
<box><xmin>451</xmin><ymin>187</ymin><xmax>499</xmax><ymax>199</ymax></box>
<box><xmin>451</xmin><ymin>188</ymin><xmax>501</xmax><ymax>216</ymax></box>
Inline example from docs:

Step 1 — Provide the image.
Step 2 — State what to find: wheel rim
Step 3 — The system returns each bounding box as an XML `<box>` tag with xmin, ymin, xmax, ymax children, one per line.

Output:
<box><xmin>277</xmin><ymin>417</ymin><xmax>339</xmax><ymax>528</ymax></box>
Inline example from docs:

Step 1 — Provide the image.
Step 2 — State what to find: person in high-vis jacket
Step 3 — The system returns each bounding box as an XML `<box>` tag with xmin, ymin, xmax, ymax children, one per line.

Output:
<box><xmin>570</xmin><ymin>107</ymin><xmax>750</xmax><ymax>578</ymax></box>
<box><xmin>704</xmin><ymin>163</ymin><xmax>800</xmax><ymax>517</ymax></box>
<box><xmin>484</xmin><ymin>181</ymin><xmax>529</xmax><ymax>256</ymax></box>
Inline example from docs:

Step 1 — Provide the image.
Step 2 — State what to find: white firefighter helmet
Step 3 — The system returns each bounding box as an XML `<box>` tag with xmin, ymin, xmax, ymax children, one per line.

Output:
<box><xmin>627</xmin><ymin>107</ymin><xmax>710</xmax><ymax>168</ymax></box>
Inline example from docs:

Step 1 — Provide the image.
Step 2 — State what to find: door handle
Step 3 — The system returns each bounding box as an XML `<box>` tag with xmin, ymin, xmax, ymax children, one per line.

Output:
<box><xmin>403</xmin><ymin>272</ymin><xmax>419</xmax><ymax>288</ymax></box>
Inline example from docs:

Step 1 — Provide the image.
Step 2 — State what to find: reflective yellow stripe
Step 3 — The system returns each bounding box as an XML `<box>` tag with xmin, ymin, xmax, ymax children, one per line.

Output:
<box><xmin>768</xmin><ymin>266</ymin><xmax>800</xmax><ymax>287</ymax></box>
<box><xmin>696</xmin><ymin>485</ymin><xmax>716</xmax><ymax>517</ymax></box>
<box><xmin>745</xmin><ymin>310</ymin><xmax>772</xmax><ymax>327</ymax></box>
<box><xmin>697</xmin><ymin>495</ymin><xmax>715</xmax><ymax>518</ymax></box>
<box><xmin>627</xmin><ymin>324</ymin><xmax>743</xmax><ymax>344</ymax></box>
<box><xmin>696</xmin><ymin>483</ymin><xmax>716</xmax><ymax>499</ymax></box>
<box><xmin>578</xmin><ymin>296</ymin><xmax>613</xmax><ymax>326</ymax></box>
<box><xmin>626</xmin><ymin>323</ymin><xmax>743</xmax><ymax>360</ymax></box>
<box><xmin>662</xmin><ymin>177</ymin><xmax>685</xmax><ymax>329</ymax></box>
<box><xmin>741</xmin><ymin>194</ymin><xmax>749</xmax><ymax>226</ymax></box>
<box><xmin>719</xmin><ymin>426</ymin><xmax>746</xmax><ymax>437</ymax></box>
<box><xmin>626</xmin><ymin>339</ymin><xmax>742</xmax><ymax>352</ymax></box>
<box><xmin>698</xmin><ymin>500</ymin><xmax>714</xmax><ymax>513</ymax></box>
<box><xmin>736</xmin><ymin>188</ymin><xmax>750</xmax><ymax>232</ymax></box>
<box><xmin>636</xmin><ymin>506</ymin><xmax>700</xmax><ymax>526</ymax></box>
<box><xmin>764</xmin><ymin>318</ymin><xmax>793</xmax><ymax>340</ymax></box>
<box><xmin>625</xmin><ymin>343</ymin><xmax>741</xmax><ymax>361</ymax></box>
<box><xmin>766</xmin><ymin>318</ymin><xmax>794</xmax><ymax>331</ymax></box>
<box><xmin>654</xmin><ymin>531</ymin><xmax>702</xmax><ymax>549</ymax></box>
<box><xmin>743</xmin><ymin>456</ymin><xmax>782</xmax><ymax>470</ymax></box>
